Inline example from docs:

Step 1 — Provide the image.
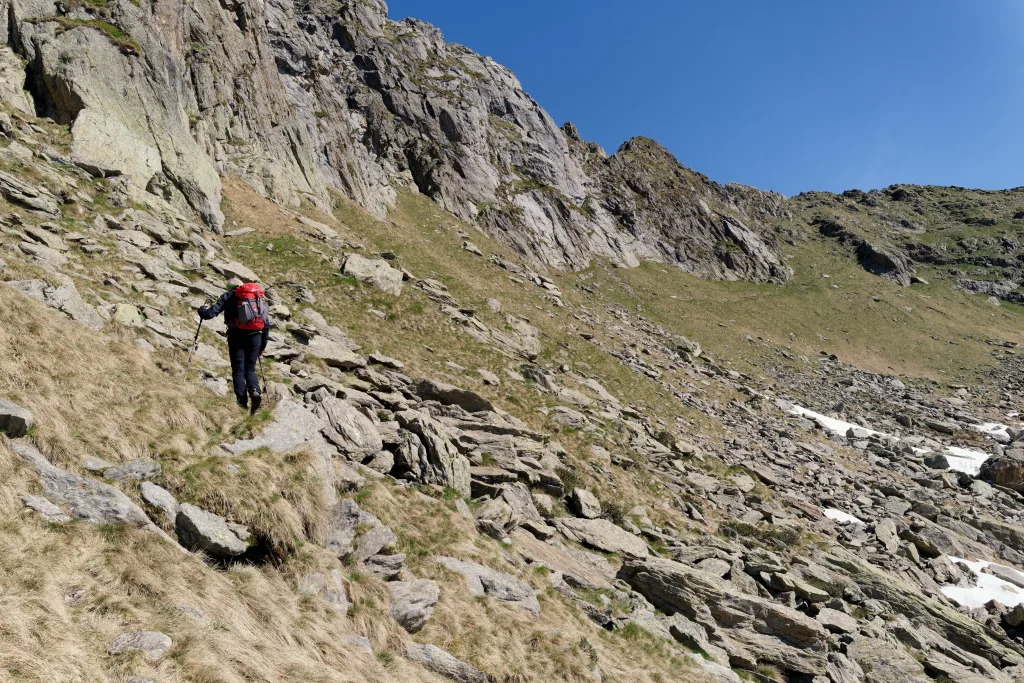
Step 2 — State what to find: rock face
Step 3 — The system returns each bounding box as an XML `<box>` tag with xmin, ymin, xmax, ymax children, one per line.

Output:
<box><xmin>618</xmin><ymin>557</ymin><xmax>828</xmax><ymax>673</ymax></box>
<box><xmin>0</xmin><ymin>0</ymin><xmax>788</xmax><ymax>279</ymax></box>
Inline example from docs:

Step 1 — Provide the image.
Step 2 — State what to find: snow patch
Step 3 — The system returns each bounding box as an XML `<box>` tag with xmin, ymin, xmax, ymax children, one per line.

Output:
<box><xmin>785</xmin><ymin>403</ymin><xmax>991</xmax><ymax>476</ymax></box>
<box><xmin>941</xmin><ymin>557</ymin><xmax>1024</xmax><ymax>610</ymax></box>
<box><xmin>823</xmin><ymin>508</ymin><xmax>864</xmax><ymax>525</ymax></box>
<box><xmin>974</xmin><ymin>423</ymin><xmax>1010</xmax><ymax>439</ymax></box>
<box><xmin>786</xmin><ymin>405</ymin><xmax>882</xmax><ymax>438</ymax></box>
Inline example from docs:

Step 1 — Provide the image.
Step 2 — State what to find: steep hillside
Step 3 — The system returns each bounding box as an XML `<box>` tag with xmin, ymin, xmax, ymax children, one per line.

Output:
<box><xmin>1</xmin><ymin>3</ymin><xmax>1024</xmax><ymax>683</ymax></box>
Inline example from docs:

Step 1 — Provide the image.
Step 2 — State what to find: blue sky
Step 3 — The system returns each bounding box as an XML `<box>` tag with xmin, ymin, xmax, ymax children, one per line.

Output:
<box><xmin>385</xmin><ymin>0</ymin><xmax>1024</xmax><ymax>197</ymax></box>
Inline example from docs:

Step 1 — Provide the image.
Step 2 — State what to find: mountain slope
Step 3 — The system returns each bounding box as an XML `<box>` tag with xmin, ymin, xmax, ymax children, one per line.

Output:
<box><xmin>0</xmin><ymin>0</ymin><xmax>789</xmax><ymax>280</ymax></box>
<box><xmin>1</xmin><ymin>3</ymin><xmax>1024</xmax><ymax>683</ymax></box>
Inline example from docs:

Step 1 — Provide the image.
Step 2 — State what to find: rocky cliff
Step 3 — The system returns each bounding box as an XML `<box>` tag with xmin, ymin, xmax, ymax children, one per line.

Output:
<box><xmin>0</xmin><ymin>0</ymin><xmax>790</xmax><ymax>280</ymax></box>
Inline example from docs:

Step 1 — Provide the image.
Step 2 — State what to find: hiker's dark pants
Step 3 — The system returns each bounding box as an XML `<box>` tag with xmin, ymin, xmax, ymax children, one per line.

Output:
<box><xmin>227</xmin><ymin>331</ymin><xmax>262</xmax><ymax>403</ymax></box>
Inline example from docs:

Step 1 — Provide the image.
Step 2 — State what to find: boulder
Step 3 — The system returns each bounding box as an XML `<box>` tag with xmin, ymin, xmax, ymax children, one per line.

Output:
<box><xmin>175</xmin><ymin>503</ymin><xmax>250</xmax><ymax>558</ymax></box>
<box><xmin>304</xmin><ymin>336</ymin><xmax>367</xmax><ymax>369</ymax></box>
<box><xmin>395</xmin><ymin>410</ymin><xmax>472</xmax><ymax>498</ymax></box>
<box><xmin>510</xmin><ymin>529</ymin><xmax>615</xmax><ymax>591</ymax></box>
<box><xmin>980</xmin><ymin>457</ymin><xmax>1024</xmax><ymax>492</ymax></box>
<box><xmin>108</xmin><ymin>631</ymin><xmax>172</xmax><ymax>662</ymax></box>
<box><xmin>388</xmin><ymin>579</ymin><xmax>440</xmax><ymax>633</ymax></box>
<box><xmin>845</xmin><ymin>637</ymin><xmax>928</xmax><ymax>682</ymax></box>
<box><xmin>414</xmin><ymin>378</ymin><xmax>494</xmax><ymax>413</ymax></box>
<box><xmin>104</xmin><ymin>458</ymin><xmax>161</xmax><ymax>484</ymax></box>
<box><xmin>342</xmin><ymin>254</ymin><xmax>403</xmax><ymax>295</ymax></box>
<box><xmin>406</xmin><ymin>644</ymin><xmax>487</xmax><ymax>683</ymax></box>
<box><xmin>314</xmin><ymin>397</ymin><xmax>382</xmax><ymax>460</ymax></box>
<box><xmin>139</xmin><ymin>482</ymin><xmax>179</xmax><ymax>526</ymax></box>
<box><xmin>555</xmin><ymin>518</ymin><xmax>649</xmax><ymax>558</ymax></box>
<box><xmin>209</xmin><ymin>259</ymin><xmax>260</xmax><ymax>283</ymax></box>
<box><xmin>816</xmin><ymin>607</ymin><xmax>858</xmax><ymax>634</ymax></box>
<box><xmin>875</xmin><ymin>519</ymin><xmax>900</xmax><ymax>554</ymax></box>
<box><xmin>0</xmin><ymin>399</ymin><xmax>33</xmax><ymax>437</ymax></box>
<box><xmin>569</xmin><ymin>488</ymin><xmax>602</xmax><ymax>519</ymax></box>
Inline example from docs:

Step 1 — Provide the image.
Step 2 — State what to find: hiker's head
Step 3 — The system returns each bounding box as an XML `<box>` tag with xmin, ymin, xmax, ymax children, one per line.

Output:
<box><xmin>227</xmin><ymin>277</ymin><xmax>243</xmax><ymax>291</ymax></box>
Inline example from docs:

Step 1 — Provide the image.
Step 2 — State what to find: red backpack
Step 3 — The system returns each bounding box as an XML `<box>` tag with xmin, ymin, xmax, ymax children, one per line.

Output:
<box><xmin>234</xmin><ymin>282</ymin><xmax>267</xmax><ymax>331</ymax></box>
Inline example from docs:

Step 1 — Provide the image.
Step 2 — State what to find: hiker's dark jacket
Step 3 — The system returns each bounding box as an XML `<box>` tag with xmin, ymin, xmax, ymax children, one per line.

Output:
<box><xmin>199</xmin><ymin>290</ymin><xmax>271</xmax><ymax>354</ymax></box>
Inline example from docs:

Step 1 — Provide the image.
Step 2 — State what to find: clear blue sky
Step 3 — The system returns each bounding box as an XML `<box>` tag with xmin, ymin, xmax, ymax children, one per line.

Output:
<box><xmin>385</xmin><ymin>0</ymin><xmax>1024</xmax><ymax>197</ymax></box>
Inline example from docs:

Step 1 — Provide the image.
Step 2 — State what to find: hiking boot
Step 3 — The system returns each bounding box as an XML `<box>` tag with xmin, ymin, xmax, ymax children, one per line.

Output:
<box><xmin>250</xmin><ymin>394</ymin><xmax>262</xmax><ymax>415</ymax></box>
<box><xmin>236</xmin><ymin>395</ymin><xmax>248</xmax><ymax>410</ymax></box>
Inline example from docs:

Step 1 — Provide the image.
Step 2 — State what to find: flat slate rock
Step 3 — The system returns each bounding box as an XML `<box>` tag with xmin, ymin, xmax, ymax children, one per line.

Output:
<box><xmin>555</xmin><ymin>517</ymin><xmax>649</xmax><ymax>558</ymax></box>
<box><xmin>12</xmin><ymin>441</ymin><xmax>156</xmax><ymax>529</ymax></box>
<box><xmin>20</xmin><ymin>493</ymin><xmax>71</xmax><ymax>522</ymax></box>
<box><xmin>406</xmin><ymin>644</ymin><xmax>487</xmax><ymax>683</ymax></box>
<box><xmin>415</xmin><ymin>378</ymin><xmax>493</xmax><ymax>413</ymax></box>
<box><xmin>435</xmin><ymin>555</ymin><xmax>539</xmax><ymax>615</ymax></box>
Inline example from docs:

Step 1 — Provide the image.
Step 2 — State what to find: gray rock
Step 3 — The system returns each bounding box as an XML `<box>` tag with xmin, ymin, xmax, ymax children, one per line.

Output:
<box><xmin>175</xmin><ymin>503</ymin><xmax>249</xmax><ymax>558</ymax></box>
<box><xmin>342</xmin><ymin>254</ymin><xmax>403</xmax><ymax>295</ymax></box>
<box><xmin>414</xmin><ymin>378</ymin><xmax>494</xmax><ymax>413</ymax></box>
<box><xmin>313</xmin><ymin>397</ymin><xmax>382</xmax><ymax>461</ymax></box>
<box><xmin>875</xmin><ymin>519</ymin><xmax>900</xmax><ymax>554</ymax></box>
<box><xmin>12</xmin><ymin>441</ymin><xmax>156</xmax><ymax>529</ymax></box>
<box><xmin>388</xmin><ymin>579</ymin><xmax>440</xmax><ymax>633</ymax></box>
<box><xmin>108</xmin><ymin>631</ymin><xmax>172</xmax><ymax>662</ymax></box>
<box><xmin>555</xmin><ymin>518</ymin><xmax>649</xmax><ymax>558</ymax></box>
<box><xmin>845</xmin><ymin>637</ymin><xmax>928</xmax><ymax>682</ymax></box>
<box><xmin>569</xmin><ymin>488</ymin><xmax>602</xmax><ymax>519</ymax></box>
<box><xmin>344</xmin><ymin>635</ymin><xmax>373</xmax><ymax>654</ymax></box>
<box><xmin>365</xmin><ymin>554</ymin><xmax>406</xmax><ymax>581</ymax></box>
<box><xmin>209</xmin><ymin>259</ymin><xmax>259</xmax><ymax>283</ymax></box>
<box><xmin>436</xmin><ymin>556</ymin><xmax>540</xmax><ymax>615</ymax></box>
<box><xmin>396</xmin><ymin>410</ymin><xmax>472</xmax><ymax>497</ymax></box>
<box><xmin>0</xmin><ymin>170</ymin><xmax>60</xmax><ymax>216</ymax></box>
<box><xmin>815</xmin><ymin>607</ymin><xmax>858</xmax><ymax>634</ymax></box>
<box><xmin>298</xmin><ymin>569</ymin><xmax>351</xmax><ymax>613</ymax></box>
<box><xmin>221</xmin><ymin>399</ymin><xmax>334</xmax><ymax>457</ymax></box>
<box><xmin>406</xmin><ymin>644</ymin><xmax>487</xmax><ymax>683</ymax></box>
<box><xmin>923</xmin><ymin>453</ymin><xmax>950</xmax><ymax>470</ymax></box>
<box><xmin>0</xmin><ymin>399</ymin><xmax>33</xmax><ymax>437</ymax></box>
<box><xmin>20</xmin><ymin>493</ymin><xmax>71</xmax><ymax>522</ymax></box>
<box><xmin>304</xmin><ymin>336</ymin><xmax>367</xmax><ymax>369</ymax></box>
<box><xmin>325</xmin><ymin>500</ymin><xmax>396</xmax><ymax>563</ymax></box>
<box><xmin>139</xmin><ymin>482</ymin><xmax>179</xmax><ymax>526</ymax></box>
<box><xmin>618</xmin><ymin>557</ymin><xmax>827</xmax><ymax>650</ymax></box>
<box><xmin>104</xmin><ymin>458</ymin><xmax>161</xmax><ymax>484</ymax></box>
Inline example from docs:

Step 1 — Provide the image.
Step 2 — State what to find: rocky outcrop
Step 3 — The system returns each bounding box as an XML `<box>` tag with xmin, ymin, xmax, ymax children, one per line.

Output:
<box><xmin>0</xmin><ymin>0</ymin><xmax>789</xmax><ymax>280</ymax></box>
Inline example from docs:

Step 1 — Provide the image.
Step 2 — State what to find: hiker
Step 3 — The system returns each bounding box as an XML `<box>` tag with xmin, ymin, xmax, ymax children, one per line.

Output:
<box><xmin>198</xmin><ymin>278</ymin><xmax>271</xmax><ymax>413</ymax></box>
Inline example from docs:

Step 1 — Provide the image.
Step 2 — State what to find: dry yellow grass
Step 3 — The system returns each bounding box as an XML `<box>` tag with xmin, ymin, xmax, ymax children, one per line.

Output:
<box><xmin>0</xmin><ymin>266</ymin><xmax>705</xmax><ymax>682</ymax></box>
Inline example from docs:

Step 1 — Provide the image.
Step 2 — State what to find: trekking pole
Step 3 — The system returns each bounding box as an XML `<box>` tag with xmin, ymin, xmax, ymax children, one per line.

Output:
<box><xmin>258</xmin><ymin>354</ymin><xmax>268</xmax><ymax>396</ymax></box>
<box><xmin>184</xmin><ymin>318</ymin><xmax>204</xmax><ymax>380</ymax></box>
